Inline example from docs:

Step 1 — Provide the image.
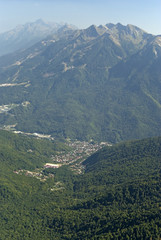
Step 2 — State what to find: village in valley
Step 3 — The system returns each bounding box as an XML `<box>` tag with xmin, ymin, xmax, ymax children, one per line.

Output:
<box><xmin>14</xmin><ymin>138</ymin><xmax>111</xmax><ymax>183</ymax></box>
<box><xmin>51</xmin><ymin>140</ymin><xmax>112</xmax><ymax>174</ymax></box>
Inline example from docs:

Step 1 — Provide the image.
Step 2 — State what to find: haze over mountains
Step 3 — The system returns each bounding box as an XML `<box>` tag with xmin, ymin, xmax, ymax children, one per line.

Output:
<box><xmin>0</xmin><ymin>20</ymin><xmax>161</xmax><ymax>142</ymax></box>
<box><xmin>0</xmin><ymin>19</ymin><xmax>76</xmax><ymax>56</ymax></box>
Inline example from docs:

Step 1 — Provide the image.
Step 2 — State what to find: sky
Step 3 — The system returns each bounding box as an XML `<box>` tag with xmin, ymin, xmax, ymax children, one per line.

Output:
<box><xmin>0</xmin><ymin>0</ymin><xmax>161</xmax><ymax>35</ymax></box>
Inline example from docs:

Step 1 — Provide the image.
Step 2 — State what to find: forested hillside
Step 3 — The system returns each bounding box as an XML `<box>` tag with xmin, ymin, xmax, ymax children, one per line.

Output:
<box><xmin>1</xmin><ymin>130</ymin><xmax>161</xmax><ymax>239</ymax></box>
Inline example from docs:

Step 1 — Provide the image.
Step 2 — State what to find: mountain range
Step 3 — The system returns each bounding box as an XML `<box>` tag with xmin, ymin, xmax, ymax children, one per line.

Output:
<box><xmin>1</xmin><ymin>20</ymin><xmax>161</xmax><ymax>238</ymax></box>
<box><xmin>0</xmin><ymin>19</ymin><xmax>76</xmax><ymax>56</ymax></box>
<box><xmin>0</xmin><ymin>22</ymin><xmax>161</xmax><ymax>143</ymax></box>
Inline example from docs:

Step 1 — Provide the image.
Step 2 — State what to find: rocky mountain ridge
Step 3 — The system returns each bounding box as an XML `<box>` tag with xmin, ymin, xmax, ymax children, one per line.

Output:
<box><xmin>0</xmin><ymin>23</ymin><xmax>160</xmax><ymax>142</ymax></box>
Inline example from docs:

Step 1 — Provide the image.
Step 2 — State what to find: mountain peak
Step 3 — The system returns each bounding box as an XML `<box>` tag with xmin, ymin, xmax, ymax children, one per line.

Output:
<box><xmin>105</xmin><ymin>23</ymin><xmax>146</xmax><ymax>34</ymax></box>
<box><xmin>152</xmin><ymin>36</ymin><xmax>161</xmax><ymax>46</ymax></box>
<box><xmin>83</xmin><ymin>24</ymin><xmax>107</xmax><ymax>38</ymax></box>
<box><xmin>105</xmin><ymin>23</ymin><xmax>115</xmax><ymax>29</ymax></box>
<box><xmin>147</xmin><ymin>36</ymin><xmax>161</xmax><ymax>58</ymax></box>
<box><xmin>85</xmin><ymin>25</ymin><xmax>99</xmax><ymax>36</ymax></box>
<box><xmin>35</xmin><ymin>18</ymin><xmax>45</xmax><ymax>24</ymax></box>
<box><xmin>0</xmin><ymin>20</ymin><xmax>68</xmax><ymax>56</ymax></box>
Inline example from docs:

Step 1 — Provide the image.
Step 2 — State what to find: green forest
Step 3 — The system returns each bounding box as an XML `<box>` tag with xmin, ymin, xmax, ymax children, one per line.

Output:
<box><xmin>1</xmin><ymin>130</ymin><xmax>161</xmax><ymax>239</ymax></box>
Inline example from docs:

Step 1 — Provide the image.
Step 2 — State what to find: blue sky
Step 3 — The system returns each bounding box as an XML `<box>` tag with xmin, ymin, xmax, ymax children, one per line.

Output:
<box><xmin>0</xmin><ymin>0</ymin><xmax>161</xmax><ymax>35</ymax></box>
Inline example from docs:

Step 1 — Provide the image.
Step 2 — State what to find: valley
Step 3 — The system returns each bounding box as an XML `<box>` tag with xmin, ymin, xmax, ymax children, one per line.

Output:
<box><xmin>0</xmin><ymin>19</ymin><xmax>161</xmax><ymax>239</ymax></box>
<box><xmin>1</xmin><ymin>128</ymin><xmax>161</xmax><ymax>239</ymax></box>
<box><xmin>13</xmin><ymin>138</ymin><xmax>111</xmax><ymax>181</ymax></box>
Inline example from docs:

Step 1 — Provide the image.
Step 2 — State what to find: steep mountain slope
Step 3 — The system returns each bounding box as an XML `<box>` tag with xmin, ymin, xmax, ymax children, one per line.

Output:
<box><xmin>0</xmin><ymin>23</ymin><xmax>160</xmax><ymax>142</ymax></box>
<box><xmin>72</xmin><ymin>136</ymin><xmax>161</xmax><ymax>239</ymax></box>
<box><xmin>0</xmin><ymin>19</ymin><xmax>75</xmax><ymax>56</ymax></box>
<box><xmin>0</xmin><ymin>129</ymin><xmax>69</xmax><ymax>171</ymax></box>
<box><xmin>0</xmin><ymin>130</ymin><xmax>71</xmax><ymax>239</ymax></box>
<box><xmin>107</xmin><ymin>35</ymin><xmax>161</xmax><ymax>141</ymax></box>
<box><xmin>83</xmin><ymin>136</ymin><xmax>161</xmax><ymax>180</ymax></box>
<box><xmin>1</xmin><ymin>130</ymin><xmax>161</xmax><ymax>239</ymax></box>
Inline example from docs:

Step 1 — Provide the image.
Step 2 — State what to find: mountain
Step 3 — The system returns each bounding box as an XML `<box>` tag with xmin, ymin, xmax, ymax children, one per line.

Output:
<box><xmin>0</xmin><ymin>23</ymin><xmax>160</xmax><ymax>142</ymax></box>
<box><xmin>0</xmin><ymin>129</ymin><xmax>71</xmax><ymax>239</ymax></box>
<box><xmin>0</xmin><ymin>19</ymin><xmax>76</xmax><ymax>56</ymax></box>
<box><xmin>1</xmin><ymin>129</ymin><xmax>161</xmax><ymax>239</ymax></box>
<box><xmin>73</xmin><ymin>136</ymin><xmax>161</xmax><ymax>239</ymax></box>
